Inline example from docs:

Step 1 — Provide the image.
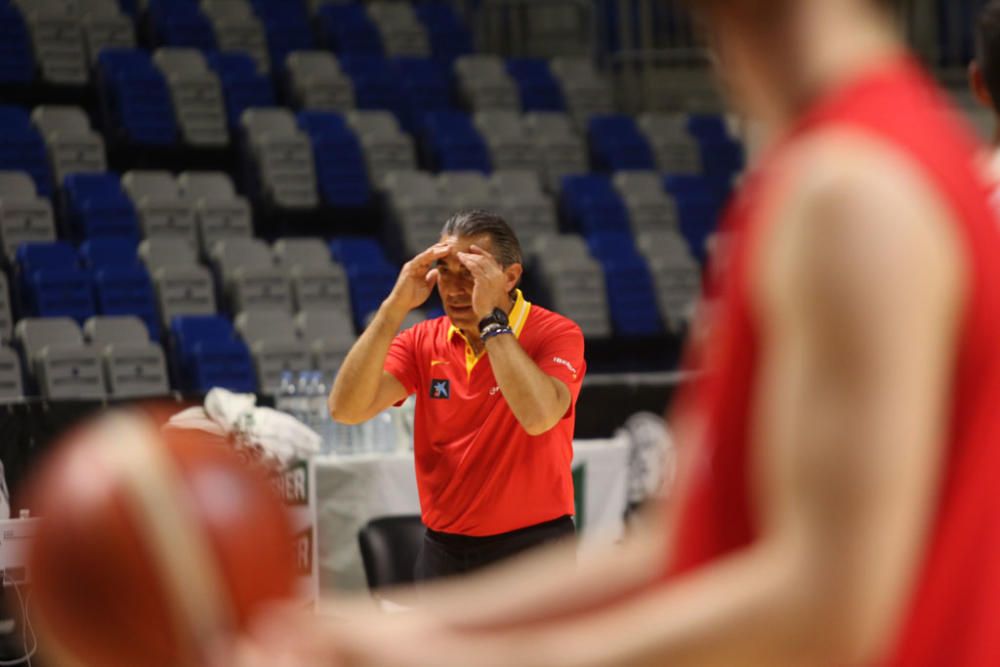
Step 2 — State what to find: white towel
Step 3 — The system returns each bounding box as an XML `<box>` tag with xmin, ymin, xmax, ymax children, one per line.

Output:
<box><xmin>165</xmin><ymin>388</ymin><xmax>321</xmax><ymax>466</ymax></box>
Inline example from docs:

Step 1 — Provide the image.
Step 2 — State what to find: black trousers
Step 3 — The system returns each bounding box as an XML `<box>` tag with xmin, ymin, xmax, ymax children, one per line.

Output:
<box><xmin>414</xmin><ymin>515</ymin><xmax>576</xmax><ymax>583</ymax></box>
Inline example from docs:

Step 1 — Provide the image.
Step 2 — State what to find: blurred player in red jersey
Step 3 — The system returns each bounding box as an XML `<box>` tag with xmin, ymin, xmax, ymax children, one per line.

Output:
<box><xmin>224</xmin><ymin>0</ymin><xmax>1000</xmax><ymax>665</ymax></box>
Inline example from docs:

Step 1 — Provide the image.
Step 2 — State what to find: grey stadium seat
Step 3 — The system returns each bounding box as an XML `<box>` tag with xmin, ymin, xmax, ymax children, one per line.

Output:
<box><xmin>366</xmin><ymin>1</ymin><xmax>430</xmax><ymax>57</ymax></box>
<box><xmin>454</xmin><ymin>55</ymin><xmax>521</xmax><ymax>112</ymax></box>
<box><xmin>637</xmin><ymin>113</ymin><xmax>702</xmax><ymax>175</ymax></box>
<box><xmin>273</xmin><ymin>237</ymin><xmax>352</xmax><ymax>314</ymax></box>
<box><xmin>295</xmin><ymin>308</ymin><xmax>356</xmax><ymax>378</ymax></box>
<box><xmin>31</xmin><ymin>105</ymin><xmax>108</xmax><ymax>183</ymax></box>
<box><xmin>122</xmin><ymin>170</ymin><xmax>199</xmax><ymax>246</ymax></box>
<box><xmin>523</xmin><ymin>112</ymin><xmax>589</xmax><ymax>191</ymax></box>
<box><xmin>14</xmin><ymin>318</ymin><xmax>105</xmax><ymax>399</ymax></box>
<box><xmin>346</xmin><ymin>111</ymin><xmax>417</xmax><ymax>188</ymax></box>
<box><xmin>210</xmin><ymin>237</ymin><xmax>293</xmax><ymax>313</ymax></box>
<box><xmin>285</xmin><ymin>51</ymin><xmax>355</xmax><ymax>111</ymax></box>
<box><xmin>490</xmin><ymin>170</ymin><xmax>558</xmax><ymax>253</ymax></box>
<box><xmin>383</xmin><ymin>170</ymin><xmax>452</xmax><ymax>257</ymax></box>
<box><xmin>201</xmin><ymin>0</ymin><xmax>270</xmax><ymax>73</ymax></box>
<box><xmin>0</xmin><ymin>272</ymin><xmax>12</xmax><ymax>344</ymax></box>
<box><xmin>153</xmin><ymin>48</ymin><xmax>229</xmax><ymax>148</ymax></box>
<box><xmin>240</xmin><ymin>108</ymin><xmax>320</xmax><ymax>209</ymax></box>
<box><xmin>437</xmin><ymin>171</ymin><xmax>493</xmax><ymax>210</ymax></box>
<box><xmin>235</xmin><ymin>310</ymin><xmax>312</xmax><ymax>395</ymax></box>
<box><xmin>177</xmin><ymin>171</ymin><xmax>253</xmax><ymax>256</ymax></box>
<box><xmin>139</xmin><ymin>238</ymin><xmax>218</xmax><ymax>325</ymax></box>
<box><xmin>613</xmin><ymin>170</ymin><xmax>680</xmax><ymax>236</ymax></box>
<box><xmin>637</xmin><ymin>230</ymin><xmax>701</xmax><ymax>333</ymax></box>
<box><xmin>0</xmin><ymin>172</ymin><xmax>57</xmax><ymax>263</ymax></box>
<box><xmin>549</xmin><ymin>57</ymin><xmax>615</xmax><ymax>127</ymax></box>
<box><xmin>78</xmin><ymin>0</ymin><xmax>135</xmax><ymax>64</ymax></box>
<box><xmin>473</xmin><ymin>111</ymin><xmax>538</xmax><ymax>173</ymax></box>
<box><xmin>0</xmin><ymin>346</ymin><xmax>23</xmax><ymax>402</ymax></box>
<box><xmin>13</xmin><ymin>0</ymin><xmax>88</xmax><ymax>85</ymax></box>
<box><xmin>531</xmin><ymin>235</ymin><xmax>612</xmax><ymax>338</ymax></box>
<box><xmin>83</xmin><ymin>316</ymin><xmax>170</xmax><ymax>398</ymax></box>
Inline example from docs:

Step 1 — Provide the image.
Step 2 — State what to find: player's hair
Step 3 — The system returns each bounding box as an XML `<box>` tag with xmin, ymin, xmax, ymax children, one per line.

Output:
<box><xmin>441</xmin><ymin>209</ymin><xmax>524</xmax><ymax>268</ymax></box>
<box><xmin>977</xmin><ymin>1</ymin><xmax>1000</xmax><ymax>111</ymax></box>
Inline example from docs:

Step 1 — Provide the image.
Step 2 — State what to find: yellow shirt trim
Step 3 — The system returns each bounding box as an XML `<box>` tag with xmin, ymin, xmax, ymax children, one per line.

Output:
<box><xmin>447</xmin><ymin>289</ymin><xmax>532</xmax><ymax>376</ymax></box>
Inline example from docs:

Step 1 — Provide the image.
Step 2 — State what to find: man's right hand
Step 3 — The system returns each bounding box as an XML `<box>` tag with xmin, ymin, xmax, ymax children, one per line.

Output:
<box><xmin>386</xmin><ymin>243</ymin><xmax>452</xmax><ymax>315</ymax></box>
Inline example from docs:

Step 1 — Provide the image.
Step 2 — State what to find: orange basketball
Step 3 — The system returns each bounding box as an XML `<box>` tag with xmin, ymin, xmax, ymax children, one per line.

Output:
<box><xmin>25</xmin><ymin>408</ymin><xmax>297</xmax><ymax>667</ymax></box>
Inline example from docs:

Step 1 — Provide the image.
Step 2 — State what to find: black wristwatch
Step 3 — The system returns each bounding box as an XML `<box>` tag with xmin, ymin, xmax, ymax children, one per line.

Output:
<box><xmin>478</xmin><ymin>308</ymin><xmax>509</xmax><ymax>336</ymax></box>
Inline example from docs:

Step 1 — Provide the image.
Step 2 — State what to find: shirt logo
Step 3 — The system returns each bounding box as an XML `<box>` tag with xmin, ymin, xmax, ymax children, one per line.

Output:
<box><xmin>552</xmin><ymin>356</ymin><xmax>579</xmax><ymax>378</ymax></box>
<box><xmin>430</xmin><ymin>379</ymin><xmax>451</xmax><ymax>399</ymax></box>
<box><xmin>489</xmin><ymin>385</ymin><xmax>501</xmax><ymax>396</ymax></box>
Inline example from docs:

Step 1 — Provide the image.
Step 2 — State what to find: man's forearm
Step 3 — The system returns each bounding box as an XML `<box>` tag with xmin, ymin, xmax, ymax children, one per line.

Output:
<box><xmin>328</xmin><ymin>299</ymin><xmax>407</xmax><ymax>422</ymax></box>
<box><xmin>485</xmin><ymin>334</ymin><xmax>566</xmax><ymax>435</ymax></box>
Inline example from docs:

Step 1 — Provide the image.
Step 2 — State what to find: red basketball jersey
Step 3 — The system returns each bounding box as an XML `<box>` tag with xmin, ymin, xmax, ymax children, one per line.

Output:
<box><xmin>666</xmin><ymin>56</ymin><xmax>1000</xmax><ymax>665</ymax></box>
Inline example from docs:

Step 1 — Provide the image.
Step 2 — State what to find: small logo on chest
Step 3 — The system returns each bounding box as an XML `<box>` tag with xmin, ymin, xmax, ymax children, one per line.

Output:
<box><xmin>430</xmin><ymin>379</ymin><xmax>451</xmax><ymax>399</ymax></box>
<box><xmin>489</xmin><ymin>385</ymin><xmax>501</xmax><ymax>396</ymax></box>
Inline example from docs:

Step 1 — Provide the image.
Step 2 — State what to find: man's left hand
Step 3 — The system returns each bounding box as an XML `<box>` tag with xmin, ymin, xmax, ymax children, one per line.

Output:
<box><xmin>457</xmin><ymin>245</ymin><xmax>511</xmax><ymax>320</ymax></box>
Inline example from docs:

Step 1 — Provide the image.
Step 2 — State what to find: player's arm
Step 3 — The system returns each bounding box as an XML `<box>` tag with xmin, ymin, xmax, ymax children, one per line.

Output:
<box><xmin>313</xmin><ymin>138</ymin><xmax>965</xmax><ymax>667</ymax></box>
<box><xmin>458</xmin><ymin>246</ymin><xmax>572</xmax><ymax>435</ymax></box>
<box><xmin>328</xmin><ymin>243</ymin><xmax>451</xmax><ymax>424</ymax></box>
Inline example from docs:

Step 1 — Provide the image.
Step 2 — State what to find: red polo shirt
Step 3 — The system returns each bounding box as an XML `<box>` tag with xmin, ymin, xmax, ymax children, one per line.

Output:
<box><xmin>384</xmin><ymin>290</ymin><xmax>586</xmax><ymax>536</ymax></box>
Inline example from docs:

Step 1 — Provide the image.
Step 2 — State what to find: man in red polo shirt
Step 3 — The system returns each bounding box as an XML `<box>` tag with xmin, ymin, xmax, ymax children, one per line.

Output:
<box><xmin>328</xmin><ymin>209</ymin><xmax>585</xmax><ymax>581</ymax></box>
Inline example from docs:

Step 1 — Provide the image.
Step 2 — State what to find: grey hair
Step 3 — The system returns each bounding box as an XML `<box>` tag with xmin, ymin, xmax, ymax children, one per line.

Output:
<box><xmin>440</xmin><ymin>209</ymin><xmax>523</xmax><ymax>268</ymax></box>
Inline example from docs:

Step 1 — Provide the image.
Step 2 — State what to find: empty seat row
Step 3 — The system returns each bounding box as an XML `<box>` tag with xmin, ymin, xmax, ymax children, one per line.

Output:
<box><xmin>383</xmin><ymin>169</ymin><xmax>558</xmax><ymax>259</ymax></box>
<box><xmin>11</xmin><ymin>0</ymin><xmax>134</xmax><ymax>86</ymax></box>
<box><xmin>15</xmin><ymin>314</ymin><xmax>167</xmax><ymax>399</ymax></box>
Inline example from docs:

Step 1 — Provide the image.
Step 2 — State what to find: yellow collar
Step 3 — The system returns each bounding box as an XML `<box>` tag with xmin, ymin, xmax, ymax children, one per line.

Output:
<box><xmin>448</xmin><ymin>289</ymin><xmax>532</xmax><ymax>375</ymax></box>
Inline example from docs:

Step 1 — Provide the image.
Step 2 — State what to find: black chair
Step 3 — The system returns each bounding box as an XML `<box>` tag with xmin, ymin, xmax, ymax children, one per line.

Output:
<box><xmin>357</xmin><ymin>515</ymin><xmax>425</xmax><ymax>593</ymax></box>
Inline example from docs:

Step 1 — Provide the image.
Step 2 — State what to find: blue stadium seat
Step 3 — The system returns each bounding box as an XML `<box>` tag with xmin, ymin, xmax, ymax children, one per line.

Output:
<box><xmin>206</xmin><ymin>52</ymin><xmax>276</xmax><ymax>129</ymax></box>
<box><xmin>0</xmin><ymin>4</ymin><xmax>35</xmax><ymax>85</ymax></box>
<box><xmin>97</xmin><ymin>49</ymin><xmax>180</xmax><ymax>147</ymax></box>
<box><xmin>296</xmin><ymin>111</ymin><xmax>372</xmax><ymax>209</ymax></box>
<box><xmin>339</xmin><ymin>54</ymin><xmax>401</xmax><ymax>111</ymax></box>
<box><xmin>93</xmin><ymin>266</ymin><xmax>161</xmax><ymax>340</ymax></box>
<box><xmin>421</xmin><ymin>110</ymin><xmax>491</xmax><ymax>173</ymax></box>
<box><xmin>587</xmin><ymin>115</ymin><xmax>657</xmax><ymax>172</ymax></box>
<box><xmin>559</xmin><ymin>175</ymin><xmax>632</xmax><ymax>235</ymax></box>
<box><xmin>79</xmin><ymin>238</ymin><xmax>141</xmax><ymax>270</ymax></box>
<box><xmin>0</xmin><ymin>106</ymin><xmax>53</xmax><ymax>198</ymax></box>
<box><xmin>586</xmin><ymin>231</ymin><xmax>664</xmax><ymax>337</ymax></box>
<box><xmin>414</xmin><ymin>3</ymin><xmax>473</xmax><ymax>65</ymax></box>
<box><xmin>247</xmin><ymin>0</ymin><xmax>314</xmax><ymax>73</ymax></box>
<box><xmin>663</xmin><ymin>174</ymin><xmax>723</xmax><ymax>263</ymax></box>
<box><xmin>506</xmin><ymin>59</ymin><xmax>564</xmax><ymax>112</ymax></box>
<box><xmin>391</xmin><ymin>57</ymin><xmax>455</xmax><ymax>133</ymax></box>
<box><xmin>170</xmin><ymin>315</ymin><xmax>257</xmax><ymax>393</ymax></box>
<box><xmin>329</xmin><ymin>238</ymin><xmax>396</xmax><ymax>329</ymax></box>
<box><xmin>16</xmin><ymin>242</ymin><xmax>96</xmax><ymax>323</ymax></box>
<box><xmin>686</xmin><ymin>114</ymin><xmax>744</xmax><ymax>189</ymax></box>
<box><xmin>147</xmin><ymin>0</ymin><xmax>217</xmax><ymax>50</ymax></box>
<box><xmin>318</xmin><ymin>4</ymin><xmax>383</xmax><ymax>56</ymax></box>
<box><xmin>62</xmin><ymin>173</ymin><xmax>141</xmax><ymax>241</ymax></box>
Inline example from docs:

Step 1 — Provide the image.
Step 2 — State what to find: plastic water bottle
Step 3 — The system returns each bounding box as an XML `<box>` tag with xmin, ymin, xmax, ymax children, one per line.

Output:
<box><xmin>276</xmin><ymin>371</ymin><xmax>298</xmax><ymax>420</ymax></box>
<box><xmin>308</xmin><ymin>371</ymin><xmax>330</xmax><ymax>442</ymax></box>
<box><xmin>369</xmin><ymin>411</ymin><xmax>395</xmax><ymax>453</ymax></box>
<box><xmin>295</xmin><ymin>371</ymin><xmax>313</xmax><ymax>429</ymax></box>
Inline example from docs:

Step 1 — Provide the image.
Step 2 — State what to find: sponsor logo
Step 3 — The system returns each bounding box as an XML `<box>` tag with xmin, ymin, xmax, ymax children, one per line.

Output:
<box><xmin>489</xmin><ymin>385</ymin><xmax>501</xmax><ymax>396</ymax></box>
<box><xmin>273</xmin><ymin>460</ymin><xmax>309</xmax><ymax>506</ymax></box>
<box><xmin>552</xmin><ymin>356</ymin><xmax>578</xmax><ymax>378</ymax></box>
<box><xmin>430</xmin><ymin>379</ymin><xmax>451</xmax><ymax>399</ymax></box>
<box><xmin>294</xmin><ymin>527</ymin><xmax>313</xmax><ymax>575</ymax></box>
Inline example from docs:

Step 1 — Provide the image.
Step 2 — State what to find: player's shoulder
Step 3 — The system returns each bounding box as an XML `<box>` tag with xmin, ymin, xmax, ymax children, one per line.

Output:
<box><xmin>526</xmin><ymin>302</ymin><xmax>584</xmax><ymax>340</ymax></box>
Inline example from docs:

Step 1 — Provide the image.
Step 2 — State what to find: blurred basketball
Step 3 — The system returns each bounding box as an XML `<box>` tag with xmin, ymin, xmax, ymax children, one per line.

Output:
<box><xmin>25</xmin><ymin>408</ymin><xmax>297</xmax><ymax>667</ymax></box>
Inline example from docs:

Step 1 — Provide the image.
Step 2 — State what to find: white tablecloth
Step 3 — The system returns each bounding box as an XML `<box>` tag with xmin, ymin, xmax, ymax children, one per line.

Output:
<box><xmin>314</xmin><ymin>438</ymin><xmax>630</xmax><ymax>592</ymax></box>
